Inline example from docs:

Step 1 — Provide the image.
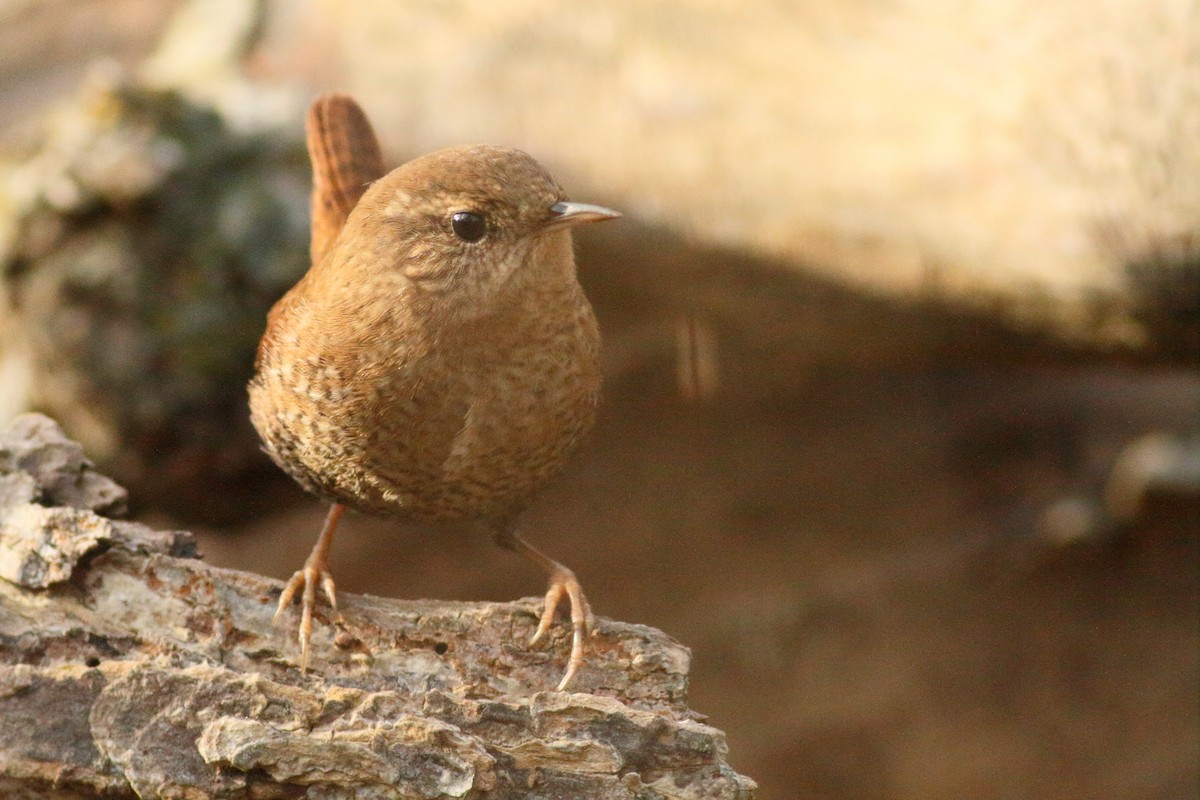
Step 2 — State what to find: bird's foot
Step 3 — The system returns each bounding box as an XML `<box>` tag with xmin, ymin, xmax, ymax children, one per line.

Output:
<box><xmin>273</xmin><ymin>559</ymin><xmax>338</xmax><ymax>672</ymax></box>
<box><xmin>531</xmin><ymin>565</ymin><xmax>595</xmax><ymax>691</ymax></box>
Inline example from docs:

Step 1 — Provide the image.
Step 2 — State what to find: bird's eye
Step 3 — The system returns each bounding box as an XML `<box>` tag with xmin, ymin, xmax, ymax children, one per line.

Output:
<box><xmin>450</xmin><ymin>211</ymin><xmax>487</xmax><ymax>242</ymax></box>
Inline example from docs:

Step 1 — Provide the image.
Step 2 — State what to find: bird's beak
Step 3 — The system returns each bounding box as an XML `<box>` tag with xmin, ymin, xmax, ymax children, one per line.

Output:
<box><xmin>541</xmin><ymin>201</ymin><xmax>621</xmax><ymax>233</ymax></box>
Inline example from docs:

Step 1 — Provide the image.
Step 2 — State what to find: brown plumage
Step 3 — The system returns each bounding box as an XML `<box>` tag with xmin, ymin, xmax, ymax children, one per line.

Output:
<box><xmin>249</xmin><ymin>95</ymin><xmax>618</xmax><ymax>689</ymax></box>
<box><xmin>304</xmin><ymin>94</ymin><xmax>385</xmax><ymax>266</ymax></box>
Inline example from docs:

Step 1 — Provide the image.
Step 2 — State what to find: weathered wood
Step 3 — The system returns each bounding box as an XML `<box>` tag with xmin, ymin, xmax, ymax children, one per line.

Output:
<box><xmin>0</xmin><ymin>413</ymin><xmax>755</xmax><ymax>799</ymax></box>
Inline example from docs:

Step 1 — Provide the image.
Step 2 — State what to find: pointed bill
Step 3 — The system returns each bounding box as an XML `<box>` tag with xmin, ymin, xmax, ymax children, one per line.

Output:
<box><xmin>541</xmin><ymin>201</ymin><xmax>621</xmax><ymax>233</ymax></box>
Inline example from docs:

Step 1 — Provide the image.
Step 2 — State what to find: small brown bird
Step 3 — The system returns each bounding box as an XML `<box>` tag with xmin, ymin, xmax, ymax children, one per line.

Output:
<box><xmin>249</xmin><ymin>95</ymin><xmax>618</xmax><ymax>690</ymax></box>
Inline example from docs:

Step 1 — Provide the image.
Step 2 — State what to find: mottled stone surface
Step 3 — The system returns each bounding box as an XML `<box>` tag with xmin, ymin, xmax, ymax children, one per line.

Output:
<box><xmin>0</xmin><ymin>414</ymin><xmax>756</xmax><ymax>798</ymax></box>
<box><xmin>0</xmin><ymin>413</ymin><xmax>126</xmax><ymax>515</ymax></box>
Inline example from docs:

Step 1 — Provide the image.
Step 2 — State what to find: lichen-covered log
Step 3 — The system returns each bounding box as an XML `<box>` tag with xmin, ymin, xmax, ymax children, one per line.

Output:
<box><xmin>0</xmin><ymin>413</ymin><xmax>756</xmax><ymax>799</ymax></box>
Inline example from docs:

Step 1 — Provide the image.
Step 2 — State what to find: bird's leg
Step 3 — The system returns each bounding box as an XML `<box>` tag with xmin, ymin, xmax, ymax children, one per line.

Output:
<box><xmin>274</xmin><ymin>502</ymin><xmax>345</xmax><ymax>671</ymax></box>
<box><xmin>495</xmin><ymin>528</ymin><xmax>595</xmax><ymax>691</ymax></box>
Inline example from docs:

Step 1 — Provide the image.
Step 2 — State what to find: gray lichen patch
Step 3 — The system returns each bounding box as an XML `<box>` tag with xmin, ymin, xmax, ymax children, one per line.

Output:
<box><xmin>0</xmin><ymin>503</ymin><xmax>114</xmax><ymax>588</ymax></box>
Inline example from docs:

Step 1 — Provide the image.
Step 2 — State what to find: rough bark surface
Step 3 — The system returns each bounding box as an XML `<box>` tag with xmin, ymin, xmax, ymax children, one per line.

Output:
<box><xmin>0</xmin><ymin>413</ymin><xmax>756</xmax><ymax>799</ymax></box>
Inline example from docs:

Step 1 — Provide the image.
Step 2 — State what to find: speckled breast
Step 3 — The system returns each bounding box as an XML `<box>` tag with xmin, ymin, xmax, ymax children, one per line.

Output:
<box><xmin>249</xmin><ymin>300</ymin><xmax>601</xmax><ymax>525</ymax></box>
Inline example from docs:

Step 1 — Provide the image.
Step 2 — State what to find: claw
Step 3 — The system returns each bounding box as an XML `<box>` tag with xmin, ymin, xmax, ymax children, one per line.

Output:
<box><xmin>528</xmin><ymin>565</ymin><xmax>595</xmax><ymax>691</ymax></box>
<box><xmin>321</xmin><ymin>573</ymin><xmax>339</xmax><ymax>619</ymax></box>
<box><xmin>495</xmin><ymin>528</ymin><xmax>600</xmax><ymax>690</ymax></box>
<box><xmin>274</xmin><ymin>503</ymin><xmax>344</xmax><ymax>672</ymax></box>
<box><xmin>273</xmin><ymin>570</ymin><xmax>305</xmax><ymax>623</ymax></box>
<box><xmin>274</xmin><ymin>565</ymin><xmax>338</xmax><ymax>673</ymax></box>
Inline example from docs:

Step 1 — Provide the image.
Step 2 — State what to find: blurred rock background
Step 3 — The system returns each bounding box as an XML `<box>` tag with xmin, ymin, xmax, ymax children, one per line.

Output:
<box><xmin>0</xmin><ymin>1</ymin><xmax>1196</xmax><ymax>798</ymax></box>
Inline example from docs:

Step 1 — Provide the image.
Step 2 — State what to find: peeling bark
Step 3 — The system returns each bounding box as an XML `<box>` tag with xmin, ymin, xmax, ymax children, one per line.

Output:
<box><xmin>0</xmin><ymin>414</ymin><xmax>756</xmax><ymax>799</ymax></box>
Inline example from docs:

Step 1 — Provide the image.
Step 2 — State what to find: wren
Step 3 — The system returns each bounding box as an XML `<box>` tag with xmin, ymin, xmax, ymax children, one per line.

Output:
<box><xmin>249</xmin><ymin>95</ymin><xmax>618</xmax><ymax>690</ymax></box>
